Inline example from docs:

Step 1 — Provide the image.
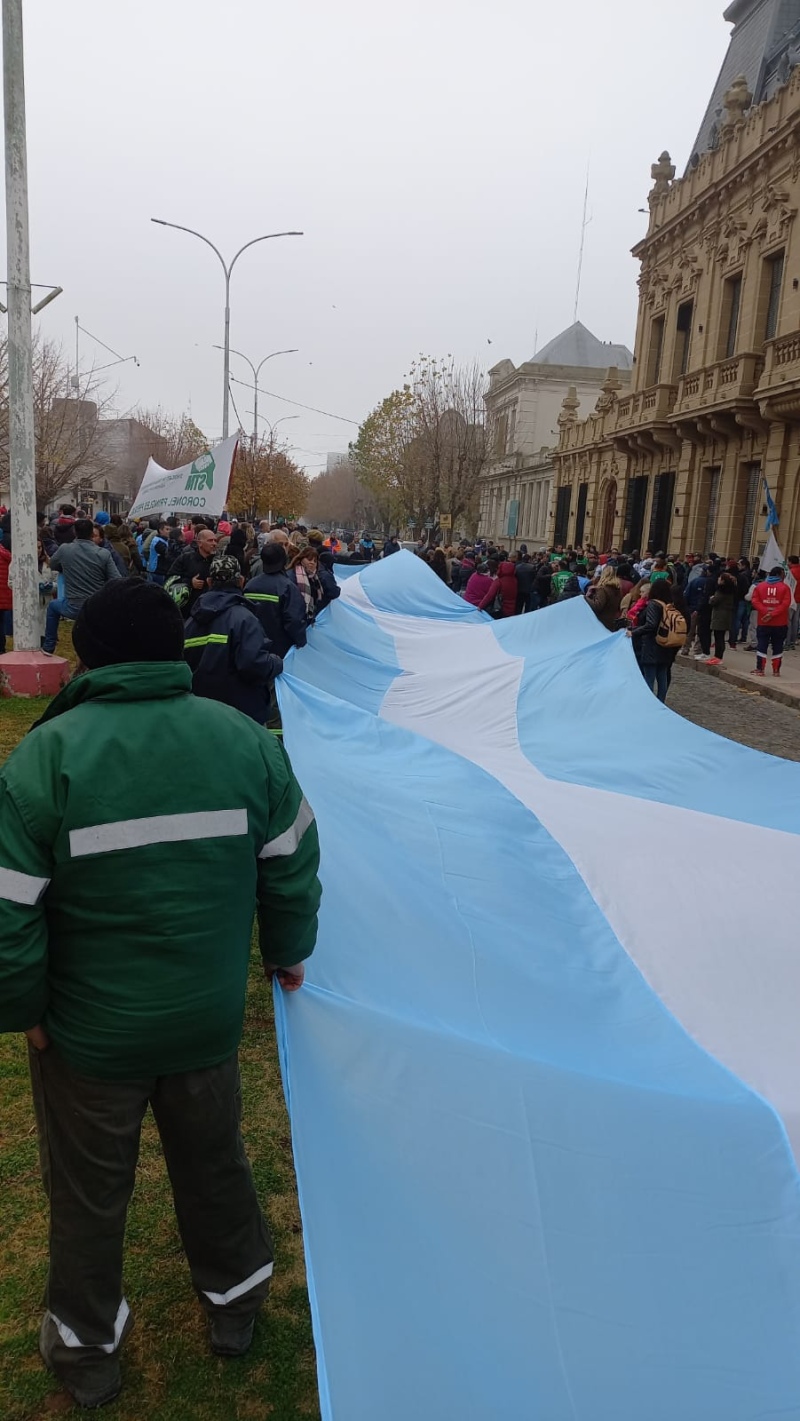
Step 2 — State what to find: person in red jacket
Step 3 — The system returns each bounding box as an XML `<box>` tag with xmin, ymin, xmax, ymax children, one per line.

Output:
<box><xmin>496</xmin><ymin>557</ymin><xmax>519</xmax><ymax>617</ymax></box>
<box><xmin>751</xmin><ymin>566</ymin><xmax>792</xmax><ymax>678</ymax></box>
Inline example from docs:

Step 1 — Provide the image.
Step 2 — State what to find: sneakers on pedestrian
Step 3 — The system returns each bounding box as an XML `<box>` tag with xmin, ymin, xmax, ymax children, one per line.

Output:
<box><xmin>773</xmin><ymin>665</ymin><xmax>782</xmax><ymax>677</ymax></box>
<box><xmin>210</xmin><ymin>1315</ymin><xmax>256</xmax><ymax>1358</ymax></box>
<box><xmin>39</xmin><ymin>1314</ymin><xmax>124</xmax><ymax>1409</ymax></box>
<box><xmin>40</xmin><ymin>648</ymin><xmax>55</xmax><ymax>657</ymax></box>
<box><xmin>751</xmin><ymin>669</ymin><xmax>765</xmax><ymax>678</ymax></box>
<box><xmin>706</xmin><ymin>657</ymin><xmax>722</xmax><ymax>666</ymax></box>
<box><xmin>694</xmin><ymin>653</ymin><xmax>709</xmax><ymax>661</ymax></box>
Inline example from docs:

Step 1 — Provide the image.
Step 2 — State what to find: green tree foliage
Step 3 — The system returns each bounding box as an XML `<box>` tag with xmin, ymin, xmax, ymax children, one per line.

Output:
<box><xmin>227</xmin><ymin>438</ymin><xmax>310</xmax><ymax>524</ymax></box>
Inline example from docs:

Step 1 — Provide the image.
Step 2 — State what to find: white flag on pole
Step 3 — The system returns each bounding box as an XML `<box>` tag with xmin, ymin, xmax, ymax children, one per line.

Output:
<box><xmin>127</xmin><ymin>434</ymin><xmax>239</xmax><ymax>522</ymax></box>
<box><xmin>761</xmin><ymin>530</ymin><xmax>797</xmax><ymax>598</ymax></box>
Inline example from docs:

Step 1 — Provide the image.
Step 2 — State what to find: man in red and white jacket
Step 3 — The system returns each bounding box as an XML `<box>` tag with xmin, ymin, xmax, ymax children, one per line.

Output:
<box><xmin>751</xmin><ymin>567</ymin><xmax>792</xmax><ymax>677</ymax></box>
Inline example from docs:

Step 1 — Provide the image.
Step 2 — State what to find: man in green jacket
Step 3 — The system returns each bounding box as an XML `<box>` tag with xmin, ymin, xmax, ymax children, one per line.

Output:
<box><xmin>0</xmin><ymin>579</ymin><xmax>321</xmax><ymax>1409</ymax></box>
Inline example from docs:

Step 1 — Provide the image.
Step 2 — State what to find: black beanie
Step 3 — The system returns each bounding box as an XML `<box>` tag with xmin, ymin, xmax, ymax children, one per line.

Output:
<box><xmin>261</xmin><ymin>541</ymin><xmax>287</xmax><ymax>573</ymax></box>
<box><xmin>73</xmin><ymin>580</ymin><xmax>185</xmax><ymax>669</ymax></box>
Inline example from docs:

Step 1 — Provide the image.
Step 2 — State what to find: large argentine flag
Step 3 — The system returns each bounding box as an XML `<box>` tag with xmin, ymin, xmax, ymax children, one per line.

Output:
<box><xmin>276</xmin><ymin>552</ymin><xmax>800</xmax><ymax>1421</ymax></box>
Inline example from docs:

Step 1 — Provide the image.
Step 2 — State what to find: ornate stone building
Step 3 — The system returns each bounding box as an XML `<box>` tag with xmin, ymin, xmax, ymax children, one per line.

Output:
<box><xmin>554</xmin><ymin>0</ymin><xmax>800</xmax><ymax>557</ymax></box>
<box><xmin>479</xmin><ymin>323</ymin><xmax>632</xmax><ymax>551</ymax></box>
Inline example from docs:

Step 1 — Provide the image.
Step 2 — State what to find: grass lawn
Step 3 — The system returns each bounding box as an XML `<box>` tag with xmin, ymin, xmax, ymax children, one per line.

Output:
<box><xmin>0</xmin><ymin>690</ymin><xmax>320</xmax><ymax>1420</ymax></box>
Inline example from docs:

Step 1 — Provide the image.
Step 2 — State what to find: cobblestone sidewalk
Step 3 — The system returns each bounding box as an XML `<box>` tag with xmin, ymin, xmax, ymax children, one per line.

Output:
<box><xmin>676</xmin><ymin>643</ymin><xmax>800</xmax><ymax>709</ymax></box>
<box><xmin>670</xmin><ymin>660</ymin><xmax>800</xmax><ymax>762</ymax></box>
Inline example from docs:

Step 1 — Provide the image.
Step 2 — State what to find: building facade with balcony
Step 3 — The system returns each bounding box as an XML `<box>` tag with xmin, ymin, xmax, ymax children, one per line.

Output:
<box><xmin>479</xmin><ymin>323</ymin><xmax>632</xmax><ymax>551</ymax></box>
<box><xmin>554</xmin><ymin>0</ymin><xmax>800</xmax><ymax>558</ymax></box>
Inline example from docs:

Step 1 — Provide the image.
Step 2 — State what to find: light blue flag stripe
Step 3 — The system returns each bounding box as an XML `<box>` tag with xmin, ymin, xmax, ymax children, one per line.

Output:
<box><xmin>276</xmin><ymin>554</ymin><xmax>800</xmax><ymax>1421</ymax></box>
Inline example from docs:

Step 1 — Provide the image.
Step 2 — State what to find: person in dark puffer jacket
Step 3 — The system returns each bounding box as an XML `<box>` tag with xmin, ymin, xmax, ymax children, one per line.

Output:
<box><xmin>184</xmin><ymin>556</ymin><xmax>283</xmax><ymax>723</ymax></box>
<box><xmin>53</xmin><ymin>505</ymin><xmax>77</xmax><ymax>547</ymax></box>
<box><xmin>244</xmin><ymin>541</ymin><xmax>308</xmax><ymax>658</ymax></box>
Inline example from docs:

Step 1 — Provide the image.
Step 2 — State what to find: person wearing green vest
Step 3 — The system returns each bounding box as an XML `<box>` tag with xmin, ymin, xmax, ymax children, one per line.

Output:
<box><xmin>649</xmin><ymin>557</ymin><xmax>673</xmax><ymax>586</ymax></box>
<box><xmin>0</xmin><ymin>579</ymin><xmax>321</xmax><ymax>1409</ymax></box>
<box><xmin>551</xmin><ymin>560</ymin><xmax>573</xmax><ymax>599</ymax></box>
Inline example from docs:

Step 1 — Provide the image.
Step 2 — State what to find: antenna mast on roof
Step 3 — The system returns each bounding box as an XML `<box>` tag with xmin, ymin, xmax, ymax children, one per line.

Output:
<box><xmin>573</xmin><ymin>160</ymin><xmax>592</xmax><ymax>324</ymax></box>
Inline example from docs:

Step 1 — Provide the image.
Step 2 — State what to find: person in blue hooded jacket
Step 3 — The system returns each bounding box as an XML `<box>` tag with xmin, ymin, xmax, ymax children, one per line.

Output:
<box><xmin>184</xmin><ymin>556</ymin><xmax>283</xmax><ymax>723</ymax></box>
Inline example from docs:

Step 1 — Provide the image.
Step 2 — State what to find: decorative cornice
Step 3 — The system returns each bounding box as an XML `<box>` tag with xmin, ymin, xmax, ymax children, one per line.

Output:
<box><xmin>634</xmin><ymin>90</ymin><xmax>800</xmax><ymax>258</ymax></box>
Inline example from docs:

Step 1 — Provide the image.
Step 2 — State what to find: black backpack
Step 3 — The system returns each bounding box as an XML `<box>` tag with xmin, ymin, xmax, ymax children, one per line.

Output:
<box><xmin>558</xmin><ymin>575</ymin><xmax>582</xmax><ymax>602</ymax></box>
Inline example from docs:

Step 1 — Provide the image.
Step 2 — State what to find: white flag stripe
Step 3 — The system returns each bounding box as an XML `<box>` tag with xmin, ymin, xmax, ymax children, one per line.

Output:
<box><xmin>0</xmin><ymin>865</ymin><xmax>50</xmax><ymax>905</ymax></box>
<box><xmin>203</xmin><ymin>1261</ymin><xmax>274</xmax><ymax>1306</ymax></box>
<box><xmin>259</xmin><ymin>798</ymin><xmax>315</xmax><ymax>859</ymax></box>
<box><xmin>70</xmin><ymin>810</ymin><xmax>248</xmax><ymax>859</ymax></box>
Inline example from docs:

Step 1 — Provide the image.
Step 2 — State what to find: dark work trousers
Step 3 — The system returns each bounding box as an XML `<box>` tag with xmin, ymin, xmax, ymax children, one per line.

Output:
<box><xmin>756</xmin><ymin>624</ymin><xmax>787</xmax><ymax>672</ymax></box>
<box><xmin>29</xmin><ymin>1045</ymin><xmax>273</xmax><ymax>1388</ymax></box>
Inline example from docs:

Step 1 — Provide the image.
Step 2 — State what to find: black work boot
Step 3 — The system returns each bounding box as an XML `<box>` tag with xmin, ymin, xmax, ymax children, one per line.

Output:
<box><xmin>39</xmin><ymin>1312</ymin><xmax>131</xmax><ymax>1409</ymax></box>
<box><xmin>210</xmin><ymin>1314</ymin><xmax>256</xmax><ymax>1358</ymax></box>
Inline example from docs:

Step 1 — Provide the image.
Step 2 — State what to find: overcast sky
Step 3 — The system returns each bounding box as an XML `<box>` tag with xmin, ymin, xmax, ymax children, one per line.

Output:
<box><xmin>17</xmin><ymin>0</ymin><xmax>730</xmax><ymax>477</ymax></box>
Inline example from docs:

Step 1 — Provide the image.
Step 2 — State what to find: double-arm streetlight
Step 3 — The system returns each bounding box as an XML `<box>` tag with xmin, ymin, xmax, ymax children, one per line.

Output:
<box><xmin>150</xmin><ymin>219</ymin><xmax>302</xmax><ymax>439</ymax></box>
<box><xmin>216</xmin><ymin>346</ymin><xmax>298</xmax><ymax>446</ymax></box>
<box><xmin>260</xmin><ymin>414</ymin><xmax>299</xmax><ymax>449</ymax></box>
<box><xmin>237</xmin><ymin>409</ymin><xmax>300</xmax><ymax>453</ymax></box>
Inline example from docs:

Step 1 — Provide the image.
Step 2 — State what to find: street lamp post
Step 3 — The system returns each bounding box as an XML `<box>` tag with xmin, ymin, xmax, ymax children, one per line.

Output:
<box><xmin>261</xmin><ymin>414</ymin><xmax>300</xmax><ymax>447</ymax></box>
<box><xmin>151</xmin><ymin>220</ymin><xmax>302</xmax><ymax>439</ymax></box>
<box><xmin>216</xmin><ymin>346</ymin><xmax>298</xmax><ymax>446</ymax></box>
<box><xmin>256</xmin><ymin>416</ymin><xmax>299</xmax><ymax>527</ymax></box>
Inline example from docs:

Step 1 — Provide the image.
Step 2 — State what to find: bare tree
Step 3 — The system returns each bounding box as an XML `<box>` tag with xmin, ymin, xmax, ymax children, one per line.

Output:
<box><xmin>304</xmin><ymin>457</ymin><xmax>385</xmax><ymax>531</ymax></box>
<box><xmin>0</xmin><ymin>335</ymin><xmax>121</xmax><ymax>508</ymax></box>
<box><xmin>131</xmin><ymin>407</ymin><xmax>208</xmax><ymax>469</ymax></box>
<box><xmin>352</xmin><ymin>356</ymin><xmax>486</xmax><ymax>538</ymax></box>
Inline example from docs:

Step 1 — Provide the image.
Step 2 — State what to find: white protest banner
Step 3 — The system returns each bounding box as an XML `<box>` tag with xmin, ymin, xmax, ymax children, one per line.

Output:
<box><xmin>127</xmin><ymin>434</ymin><xmax>239</xmax><ymax>522</ymax></box>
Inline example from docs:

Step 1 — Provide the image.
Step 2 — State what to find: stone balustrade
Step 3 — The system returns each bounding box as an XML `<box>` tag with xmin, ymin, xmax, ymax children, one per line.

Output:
<box><xmin>675</xmin><ymin>352</ymin><xmax>763</xmax><ymax>411</ymax></box>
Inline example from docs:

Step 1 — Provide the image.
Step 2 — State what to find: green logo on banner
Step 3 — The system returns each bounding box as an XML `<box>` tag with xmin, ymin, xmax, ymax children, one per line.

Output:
<box><xmin>185</xmin><ymin>452</ymin><xmax>215</xmax><ymax>492</ymax></box>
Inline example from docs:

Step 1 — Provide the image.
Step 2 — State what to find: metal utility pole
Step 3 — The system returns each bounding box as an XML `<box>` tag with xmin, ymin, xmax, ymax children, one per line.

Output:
<box><xmin>3</xmin><ymin>0</ymin><xmax>37</xmax><ymax>652</ymax></box>
<box><xmin>219</xmin><ymin>347</ymin><xmax>298</xmax><ymax>447</ymax></box>
<box><xmin>151</xmin><ymin>220</ymin><xmax>302</xmax><ymax>439</ymax></box>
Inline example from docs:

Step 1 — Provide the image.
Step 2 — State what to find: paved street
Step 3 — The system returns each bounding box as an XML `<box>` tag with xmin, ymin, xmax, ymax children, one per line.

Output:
<box><xmin>670</xmin><ymin>661</ymin><xmax>800</xmax><ymax>762</ymax></box>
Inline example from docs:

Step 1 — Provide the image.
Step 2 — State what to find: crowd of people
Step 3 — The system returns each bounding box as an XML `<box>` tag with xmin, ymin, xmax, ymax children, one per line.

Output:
<box><xmin>413</xmin><ymin>539</ymin><xmax>800</xmax><ymax>701</ymax></box>
<box><xmin>2</xmin><ymin>506</ymin><xmax>799</xmax><ymax>709</ymax></box>
<box><xmin>0</xmin><ymin>505</ymin><xmax>355</xmax><ymax>727</ymax></box>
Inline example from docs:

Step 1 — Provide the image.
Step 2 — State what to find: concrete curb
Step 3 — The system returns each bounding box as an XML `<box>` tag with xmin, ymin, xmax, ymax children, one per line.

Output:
<box><xmin>673</xmin><ymin>654</ymin><xmax>800</xmax><ymax>712</ymax></box>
